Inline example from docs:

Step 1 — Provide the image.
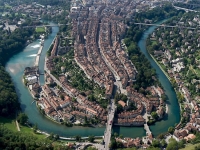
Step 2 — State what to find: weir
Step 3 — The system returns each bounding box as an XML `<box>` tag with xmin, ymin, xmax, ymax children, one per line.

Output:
<box><xmin>34</xmin><ymin>45</ymin><xmax>43</xmax><ymax>66</ymax></box>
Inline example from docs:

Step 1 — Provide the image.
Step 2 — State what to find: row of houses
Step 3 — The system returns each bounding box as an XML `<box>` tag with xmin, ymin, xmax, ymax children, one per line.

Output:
<box><xmin>72</xmin><ymin>0</ymin><xmax>138</xmax><ymax>99</ymax></box>
<box><xmin>58</xmin><ymin>74</ymin><xmax>108</xmax><ymax>124</ymax></box>
<box><xmin>38</xmin><ymin>84</ymin><xmax>73</xmax><ymax>122</ymax></box>
<box><xmin>114</xmin><ymin>85</ymin><xmax>165</xmax><ymax>126</ymax></box>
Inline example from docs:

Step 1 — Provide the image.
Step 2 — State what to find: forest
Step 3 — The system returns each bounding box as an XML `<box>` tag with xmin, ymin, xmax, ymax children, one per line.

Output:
<box><xmin>0</xmin><ymin>27</ymin><xmax>33</xmax><ymax>117</ymax></box>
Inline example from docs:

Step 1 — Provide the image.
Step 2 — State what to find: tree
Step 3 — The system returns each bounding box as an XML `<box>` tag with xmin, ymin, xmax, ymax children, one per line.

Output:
<box><xmin>121</xmin><ymin>94</ymin><xmax>128</xmax><ymax>102</ymax></box>
<box><xmin>116</xmin><ymin>104</ymin><xmax>123</xmax><ymax>113</ymax></box>
<box><xmin>54</xmin><ymin>134</ymin><xmax>59</xmax><ymax>141</ymax></box>
<box><xmin>151</xmin><ymin>111</ymin><xmax>158</xmax><ymax>120</ymax></box>
<box><xmin>84</xmin><ymin>116</ymin><xmax>89</xmax><ymax>124</ymax></box>
<box><xmin>160</xmin><ymin>139</ymin><xmax>167</xmax><ymax>147</ymax></box>
<box><xmin>86</xmin><ymin>146</ymin><xmax>98</xmax><ymax>150</ymax></box>
<box><xmin>33</xmin><ymin>123</ymin><xmax>38</xmax><ymax>133</ymax></box>
<box><xmin>0</xmin><ymin>66</ymin><xmax>20</xmax><ymax>117</ymax></box>
<box><xmin>116</xmin><ymin>141</ymin><xmax>123</xmax><ymax>148</ymax></box>
<box><xmin>88</xmin><ymin>94</ymin><xmax>95</xmax><ymax>101</ymax></box>
<box><xmin>0</xmin><ymin>125</ymin><xmax>54</xmax><ymax>149</ymax></box>
<box><xmin>17</xmin><ymin>113</ymin><xmax>28</xmax><ymax>125</ymax></box>
<box><xmin>75</xmin><ymin>135</ymin><xmax>81</xmax><ymax>142</ymax></box>
<box><xmin>147</xmin><ymin>147</ymin><xmax>160</xmax><ymax>150</ymax></box>
<box><xmin>168</xmin><ymin>126</ymin><xmax>175</xmax><ymax>134</ymax></box>
<box><xmin>48</xmin><ymin>133</ymin><xmax>54</xmax><ymax>140</ymax></box>
<box><xmin>195</xmin><ymin>145</ymin><xmax>200</xmax><ymax>150</ymax></box>
<box><xmin>109</xmin><ymin>138</ymin><xmax>117</xmax><ymax>149</ymax></box>
<box><xmin>114</xmin><ymin>132</ymin><xmax>118</xmax><ymax>137</ymax></box>
<box><xmin>152</xmin><ymin>139</ymin><xmax>160</xmax><ymax>147</ymax></box>
<box><xmin>166</xmin><ymin>138</ymin><xmax>178</xmax><ymax>150</ymax></box>
<box><xmin>157</xmin><ymin>133</ymin><xmax>165</xmax><ymax>139</ymax></box>
<box><xmin>178</xmin><ymin>139</ymin><xmax>185</xmax><ymax>149</ymax></box>
<box><xmin>41</xmin><ymin>109</ymin><xmax>45</xmax><ymax>115</ymax></box>
<box><xmin>60</xmin><ymin>94</ymin><xmax>64</xmax><ymax>100</ymax></box>
<box><xmin>88</xmin><ymin>135</ymin><xmax>95</xmax><ymax>143</ymax></box>
<box><xmin>161</xmin><ymin>94</ymin><xmax>167</xmax><ymax>102</ymax></box>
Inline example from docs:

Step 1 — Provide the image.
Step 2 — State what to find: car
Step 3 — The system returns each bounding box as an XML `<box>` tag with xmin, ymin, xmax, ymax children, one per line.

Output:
<box><xmin>102</xmin><ymin>140</ymin><xmax>105</xmax><ymax>145</ymax></box>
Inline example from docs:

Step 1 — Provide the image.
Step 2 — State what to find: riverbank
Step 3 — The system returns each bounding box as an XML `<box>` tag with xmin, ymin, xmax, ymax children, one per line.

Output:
<box><xmin>149</xmin><ymin>53</ymin><xmax>171</xmax><ymax>81</ymax></box>
<box><xmin>149</xmin><ymin>54</ymin><xmax>170</xmax><ymax>115</ymax></box>
<box><xmin>36</xmin><ymin>102</ymin><xmax>62</xmax><ymax>125</ymax></box>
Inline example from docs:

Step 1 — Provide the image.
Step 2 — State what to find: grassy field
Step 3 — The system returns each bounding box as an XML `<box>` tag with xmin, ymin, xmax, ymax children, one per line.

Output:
<box><xmin>0</xmin><ymin>116</ymin><xmax>18</xmax><ymax>132</ymax></box>
<box><xmin>0</xmin><ymin>116</ymin><xmax>47</xmax><ymax>139</ymax></box>
<box><xmin>36</xmin><ymin>27</ymin><xmax>45</xmax><ymax>33</ymax></box>
<box><xmin>180</xmin><ymin>143</ymin><xmax>200</xmax><ymax>150</ymax></box>
<box><xmin>20</xmin><ymin>125</ymin><xmax>47</xmax><ymax>139</ymax></box>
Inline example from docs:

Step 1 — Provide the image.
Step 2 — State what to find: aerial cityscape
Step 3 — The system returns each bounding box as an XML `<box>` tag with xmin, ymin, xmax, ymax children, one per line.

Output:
<box><xmin>1</xmin><ymin>0</ymin><xmax>200</xmax><ymax>149</ymax></box>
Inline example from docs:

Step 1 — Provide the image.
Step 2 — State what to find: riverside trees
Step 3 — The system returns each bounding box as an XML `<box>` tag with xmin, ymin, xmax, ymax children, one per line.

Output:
<box><xmin>124</xmin><ymin>4</ymin><xmax>183</xmax><ymax>90</ymax></box>
<box><xmin>0</xmin><ymin>28</ymin><xmax>34</xmax><ymax>117</ymax></box>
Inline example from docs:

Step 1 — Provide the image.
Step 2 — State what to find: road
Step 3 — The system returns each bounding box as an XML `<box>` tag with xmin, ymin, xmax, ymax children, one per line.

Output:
<box><xmin>16</xmin><ymin>120</ymin><xmax>20</xmax><ymax>131</ymax></box>
<box><xmin>102</xmin><ymin>98</ymin><xmax>116</xmax><ymax>150</ymax></box>
<box><xmin>75</xmin><ymin>99</ymin><xmax>116</xmax><ymax>150</ymax></box>
<box><xmin>114</xmin><ymin>81</ymin><xmax>127</xmax><ymax>95</ymax></box>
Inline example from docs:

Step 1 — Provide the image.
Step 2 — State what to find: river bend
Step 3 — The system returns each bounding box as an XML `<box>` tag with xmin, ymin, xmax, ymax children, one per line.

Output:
<box><xmin>5</xmin><ymin>21</ymin><xmax>180</xmax><ymax>138</ymax></box>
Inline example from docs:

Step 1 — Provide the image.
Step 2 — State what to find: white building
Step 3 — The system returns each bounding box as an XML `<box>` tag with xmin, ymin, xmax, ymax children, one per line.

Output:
<box><xmin>26</xmin><ymin>75</ymin><xmax>38</xmax><ymax>84</ymax></box>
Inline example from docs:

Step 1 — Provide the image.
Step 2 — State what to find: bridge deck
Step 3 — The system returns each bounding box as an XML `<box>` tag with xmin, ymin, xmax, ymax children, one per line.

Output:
<box><xmin>134</xmin><ymin>23</ymin><xmax>196</xmax><ymax>30</ymax></box>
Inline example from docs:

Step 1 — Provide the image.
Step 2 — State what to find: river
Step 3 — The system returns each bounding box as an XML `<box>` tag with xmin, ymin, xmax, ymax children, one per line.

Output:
<box><xmin>5</xmin><ymin>21</ymin><xmax>180</xmax><ymax>138</ymax></box>
<box><xmin>137</xmin><ymin>20</ymin><xmax>181</xmax><ymax>136</ymax></box>
<box><xmin>113</xmin><ymin>20</ymin><xmax>180</xmax><ymax>138</ymax></box>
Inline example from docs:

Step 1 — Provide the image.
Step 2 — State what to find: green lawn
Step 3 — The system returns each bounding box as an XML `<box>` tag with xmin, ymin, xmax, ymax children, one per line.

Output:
<box><xmin>36</xmin><ymin>27</ymin><xmax>45</xmax><ymax>33</ymax></box>
<box><xmin>0</xmin><ymin>116</ymin><xmax>17</xmax><ymax>132</ymax></box>
<box><xmin>19</xmin><ymin>125</ymin><xmax>47</xmax><ymax>139</ymax></box>
<box><xmin>180</xmin><ymin>143</ymin><xmax>200</xmax><ymax>150</ymax></box>
<box><xmin>0</xmin><ymin>116</ymin><xmax>47</xmax><ymax>139</ymax></box>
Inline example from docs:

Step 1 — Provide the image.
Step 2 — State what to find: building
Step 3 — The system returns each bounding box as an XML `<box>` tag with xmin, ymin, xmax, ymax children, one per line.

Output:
<box><xmin>25</xmin><ymin>75</ymin><xmax>38</xmax><ymax>85</ymax></box>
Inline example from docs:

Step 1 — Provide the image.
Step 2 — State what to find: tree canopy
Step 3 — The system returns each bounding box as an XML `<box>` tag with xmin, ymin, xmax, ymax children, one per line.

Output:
<box><xmin>0</xmin><ymin>27</ymin><xmax>34</xmax><ymax>117</ymax></box>
<box><xmin>17</xmin><ymin>113</ymin><xmax>28</xmax><ymax>125</ymax></box>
